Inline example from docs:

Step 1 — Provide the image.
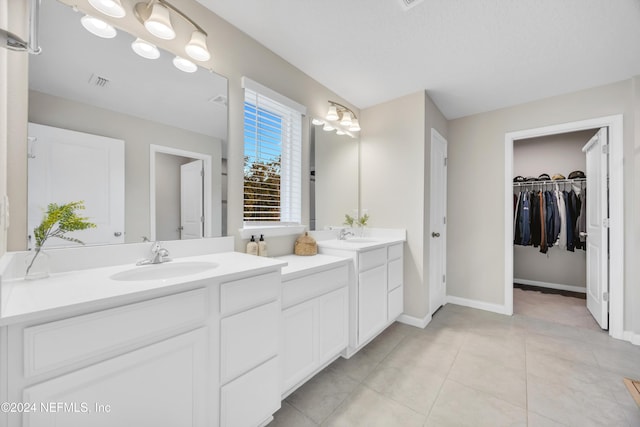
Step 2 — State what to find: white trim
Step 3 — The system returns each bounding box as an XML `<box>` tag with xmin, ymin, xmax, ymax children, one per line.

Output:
<box><xmin>149</xmin><ymin>144</ymin><xmax>213</xmax><ymax>241</ymax></box>
<box><xmin>505</xmin><ymin>114</ymin><xmax>624</xmax><ymax>340</ymax></box>
<box><xmin>397</xmin><ymin>313</ymin><xmax>432</xmax><ymax>329</ymax></box>
<box><xmin>241</xmin><ymin>77</ymin><xmax>307</xmax><ymax>115</ymax></box>
<box><xmin>446</xmin><ymin>296</ymin><xmax>510</xmax><ymax>315</ymax></box>
<box><xmin>514</xmin><ymin>279</ymin><xmax>586</xmax><ymax>294</ymax></box>
<box><xmin>623</xmin><ymin>331</ymin><xmax>640</xmax><ymax>346</ymax></box>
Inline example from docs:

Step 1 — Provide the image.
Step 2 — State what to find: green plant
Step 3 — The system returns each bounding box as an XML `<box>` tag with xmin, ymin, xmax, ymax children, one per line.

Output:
<box><xmin>357</xmin><ymin>213</ymin><xmax>370</xmax><ymax>227</ymax></box>
<box><xmin>344</xmin><ymin>214</ymin><xmax>355</xmax><ymax>227</ymax></box>
<box><xmin>27</xmin><ymin>201</ymin><xmax>96</xmax><ymax>275</ymax></box>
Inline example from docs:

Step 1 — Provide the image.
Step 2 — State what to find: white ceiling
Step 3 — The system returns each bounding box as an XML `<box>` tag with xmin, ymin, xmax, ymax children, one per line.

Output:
<box><xmin>196</xmin><ymin>0</ymin><xmax>640</xmax><ymax>119</ymax></box>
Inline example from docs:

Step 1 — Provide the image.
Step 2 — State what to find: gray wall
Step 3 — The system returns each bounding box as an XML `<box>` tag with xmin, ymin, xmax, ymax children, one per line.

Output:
<box><xmin>448</xmin><ymin>79</ymin><xmax>638</xmax><ymax>334</ymax></box>
<box><xmin>360</xmin><ymin>90</ymin><xmax>448</xmax><ymax>321</ymax></box>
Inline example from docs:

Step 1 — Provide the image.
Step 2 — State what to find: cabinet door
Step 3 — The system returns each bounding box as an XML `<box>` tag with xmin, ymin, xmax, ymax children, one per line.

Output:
<box><xmin>23</xmin><ymin>328</ymin><xmax>208</xmax><ymax>427</ymax></box>
<box><xmin>281</xmin><ymin>299</ymin><xmax>317</xmax><ymax>392</ymax></box>
<box><xmin>358</xmin><ymin>265</ymin><xmax>388</xmax><ymax>346</ymax></box>
<box><xmin>221</xmin><ymin>357</ymin><xmax>280</xmax><ymax>427</ymax></box>
<box><xmin>318</xmin><ymin>287</ymin><xmax>348</xmax><ymax>363</ymax></box>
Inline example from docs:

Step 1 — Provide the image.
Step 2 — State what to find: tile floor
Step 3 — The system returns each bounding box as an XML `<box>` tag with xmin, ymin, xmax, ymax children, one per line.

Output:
<box><xmin>268</xmin><ymin>296</ymin><xmax>640</xmax><ymax>426</ymax></box>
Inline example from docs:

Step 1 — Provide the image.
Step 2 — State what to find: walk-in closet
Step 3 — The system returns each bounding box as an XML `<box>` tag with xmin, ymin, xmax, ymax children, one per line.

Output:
<box><xmin>512</xmin><ymin>129</ymin><xmax>605</xmax><ymax>331</ymax></box>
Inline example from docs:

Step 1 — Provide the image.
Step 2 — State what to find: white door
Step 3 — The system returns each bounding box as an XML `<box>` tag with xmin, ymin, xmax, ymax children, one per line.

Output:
<box><xmin>27</xmin><ymin>123</ymin><xmax>125</xmax><ymax>249</ymax></box>
<box><xmin>429</xmin><ymin>129</ymin><xmax>448</xmax><ymax>315</ymax></box>
<box><xmin>582</xmin><ymin>128</ymin><xmax>608</xmax><ymax>329</ymax></box>
<box><xmin>180</xmin><ymin>159</ymin><xmax>204</xmax><ymax>239</ymax></box>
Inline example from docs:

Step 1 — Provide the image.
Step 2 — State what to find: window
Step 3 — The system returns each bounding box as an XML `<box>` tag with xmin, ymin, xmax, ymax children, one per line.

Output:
<box><xmin>243</xmin><ymin>78</ymin><xmax>305</xmax><ymax>225</ymax></box>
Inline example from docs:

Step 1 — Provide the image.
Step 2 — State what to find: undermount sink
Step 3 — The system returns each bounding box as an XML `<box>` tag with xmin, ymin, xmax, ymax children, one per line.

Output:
<box><xmin>110</xmin><ymin>261</ymin><xmax>219</xmax><ymax>282</ymax></box>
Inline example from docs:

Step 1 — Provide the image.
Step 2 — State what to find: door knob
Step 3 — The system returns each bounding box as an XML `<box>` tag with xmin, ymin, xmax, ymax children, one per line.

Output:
<box><xmin>432</xmin><ymin>232</ymin><xmax>440</xmax><ymax>238</ymax></box>
<box><xmin>579</xmin><ymin>232</ymin><xmax>588</xmax><ymax>238</ymax></box>
<box><xmin>114</xmin><ymin>232</ymin><xmax>122</xmax><ymax>237</ymax></box>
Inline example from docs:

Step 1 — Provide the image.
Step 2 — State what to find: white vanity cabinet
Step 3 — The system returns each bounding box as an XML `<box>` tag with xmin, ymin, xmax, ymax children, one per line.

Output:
<box><xmin>280</xmin><ymin>261</ymin><xmax>349</xmax><ymax>398</ymax></box>
<box><xmin>318</xmin><ymin>238</ymin><xmax>405</xmax><ymax>356</ymax></box>
<box><xmin>219</xmin><ymin>271</ymin><xmax>281</xmax><ymax>427</ymax></box>
<box><xmin>5</xmin><ymin>288</ymin><xmax>211</xmax><ymax>427</ymax></box>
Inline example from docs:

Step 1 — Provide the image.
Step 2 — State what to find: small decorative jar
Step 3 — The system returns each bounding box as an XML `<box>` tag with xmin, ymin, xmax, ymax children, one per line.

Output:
<box><xmin>294</xmin><ymin>232</ymin><xmax>317</xmax><ymax>256</ymax></box>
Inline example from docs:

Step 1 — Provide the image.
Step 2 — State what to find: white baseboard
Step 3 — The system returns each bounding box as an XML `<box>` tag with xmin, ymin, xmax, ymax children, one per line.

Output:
<box><xmin>514</xmin><ymin>278</ymin><xmax>586</xmax><ymax>293</ymax></box>
<box><xmin>446</xmin><ymin>296</ymin><xmax>510</xmax><ymax>315</ymax></box>
<box><xmin>397</xmin><ymin>313</ymin><xmax>432</xmax><ymax>329</ymax></box>
<box><xmin>623</xmin><ymin>331</ymin><xmax>640</xmax><ymax>346</ymax></box>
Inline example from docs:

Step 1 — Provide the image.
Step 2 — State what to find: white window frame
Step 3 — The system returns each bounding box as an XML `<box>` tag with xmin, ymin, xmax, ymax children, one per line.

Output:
<box><xmin>241</xmin><ymin>77</ymin><xmax>306</xmax><ymax>236</ymax></box>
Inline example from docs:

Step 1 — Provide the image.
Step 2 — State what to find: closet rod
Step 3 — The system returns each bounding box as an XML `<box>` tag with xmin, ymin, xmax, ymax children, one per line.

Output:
<box><xmin>513</xmin><ymin>178</ymin><xmax>586</xmax><ymax>188</ymax></box>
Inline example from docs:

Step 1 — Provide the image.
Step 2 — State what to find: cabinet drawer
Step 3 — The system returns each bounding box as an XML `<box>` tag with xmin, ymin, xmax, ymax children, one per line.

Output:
<box><xmin>388</xmin><ymin>285</ymin><xmax>404</xmax><ymax>321</ymax></box>
<box><xmin>221</xmin><ymin>357</ymin><xmax>280</xmax><ymax>427</ymax></box>
<box><xmin>220</xmin><ymin>271</ymin><xmax>280</xmax><ymax>316</ymax></box>
<box><xmin>358</xmin><ymin>247</ymin><xmax>386</xmax><ymax>272</ymax></box>
<box><xmin>388</xmin><ymin>243</ymin><xmax>403</xmax><ymax>260</ymax></box>
<box><xmin>220</xmin><ymin>301</ymin><xmax>279</xmax><ymax>384</ymax></box>
<box><xmin>282</xmin><ymin>264</ymin><xmax>348</xmax><ymax>309</ymax></box>
<box><xmin>387</xmin><ymin>258</ymin><xmax>403</xmax><ymax>291</ymax></box>
<box><xmin>23</xmin><ymin>288</ymin><xmax>207</xmax><ymax>378</ymax></box>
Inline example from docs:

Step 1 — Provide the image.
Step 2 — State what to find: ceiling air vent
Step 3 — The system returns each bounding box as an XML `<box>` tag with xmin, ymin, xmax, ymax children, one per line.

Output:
<box><xmin>209</xmin><ymin>94</ymin><xmax>228</xmax><ymax>107</ymax></box>
<box><xmin>398</xmin><ymin>0</ymin><xmax>424</xmax><ymax>11</ymax></box>
<box><xmin>88</xmin><ymin>73</ymin><xmax>110</xmax><ymax>88</ymax></box>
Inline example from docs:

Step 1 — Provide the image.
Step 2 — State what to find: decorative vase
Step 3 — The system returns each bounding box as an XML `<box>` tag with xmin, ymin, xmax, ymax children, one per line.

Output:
<box><xmin>25</xmin><ymin>249</ymin><xmax>50</xmax><ymax>280</ymax></box>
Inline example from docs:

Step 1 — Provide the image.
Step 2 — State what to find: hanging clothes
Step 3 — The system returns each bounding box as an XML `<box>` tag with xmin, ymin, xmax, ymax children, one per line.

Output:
<box><xmin>576</xmin><ymin>189</ymin><xmax>587</xmax><ymax>250</ymax></box>
<box><xmin>555</xmin><ymin>188</ymin><xmax>567</xmax><ymax>249</ymax></box>
<box><xmin>530</xmin><ymin>191</ymin><xmax>541</xmax><ymax>247</ymax></box>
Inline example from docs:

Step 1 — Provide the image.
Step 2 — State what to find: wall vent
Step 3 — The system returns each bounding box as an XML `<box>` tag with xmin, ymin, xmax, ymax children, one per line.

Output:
<box><xmin>88</xmin><ymin>73</ymin><xmax>110</xmax><ymax>88</ymax></box>
<box><xmin>209</xmin><ymin>94</ymin><xmax>228</xmax><ymax>106</ymax></box>
<box><xmin>398</xmin><ymin>0</ymin><xmax>424</xmax><ymax>11</ymax></box>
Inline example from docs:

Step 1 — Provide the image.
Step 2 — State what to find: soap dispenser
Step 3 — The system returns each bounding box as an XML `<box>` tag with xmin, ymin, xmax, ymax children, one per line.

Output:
<box><xmin>246</xmin><ymin>235</ymin><xmax>258</xmax><ymax>256</ymax></box>
<box><xmin>258</xmin><ymin>234</ymin><xmax>268</xmax><ymax>257</ymax></box>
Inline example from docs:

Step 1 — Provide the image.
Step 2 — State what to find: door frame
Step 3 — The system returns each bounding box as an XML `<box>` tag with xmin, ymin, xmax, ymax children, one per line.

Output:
<box><xmin>504</xmin><ymin>114</ymin><xmax>624</xmax><ymax>340</ymax></box>
<box><xmin>429</xmin><ymin>128</ymin><xmax>448</xmax><ymax>315</ymax></box>
<box><xmin>149</xmin><ymin>144</ymin><xmax>212</xmax><ymax>241</ymax></box>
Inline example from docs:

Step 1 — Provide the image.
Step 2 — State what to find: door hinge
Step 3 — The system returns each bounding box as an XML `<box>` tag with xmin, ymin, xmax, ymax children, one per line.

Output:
<box><xmin>442</xmin><ymin>274</ymin><xmax>446</xmax><ymax>283</ymax></box>
<box><xmin>602</xmin><ymin>145</ymin><xmax>609</xmax><ymax>154</ymax></box>
<box><xmin>443</xmin><ymin>216</ymin><xmax>446</xmax><ymax>225</ymax></box>
<box><xmin>603</xmin><ymin>291</ymin><xmax>609</xmax><ymax>302</ymax></box>
<box><xmin>603</xmin><ymin>218</ymin><xmax>610</xmax><ymax>228</ymax></box>
<box><xmin>444</xmin><ymin>157</ymin><xmax>447</xmax><ymax>166</ymax></box>
<box><xmin>200</xmin><ymin>216</ymin><xmax>205</xmax><ymax>223</ymax></box>
<box><xmin>200</xmin><ymin>169</ymin><xmax>204</xmax><ymax>177</ymax></box>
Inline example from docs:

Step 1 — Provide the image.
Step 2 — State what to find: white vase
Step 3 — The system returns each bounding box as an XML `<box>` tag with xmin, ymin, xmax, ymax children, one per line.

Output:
<box><xmin>25</xmin><ymin>249</ymin><xmax>50</xmax><ymax>280</ymax></box>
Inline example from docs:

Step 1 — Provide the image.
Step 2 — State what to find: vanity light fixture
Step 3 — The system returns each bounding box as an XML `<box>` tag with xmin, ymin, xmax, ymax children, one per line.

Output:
<box><xmin>134</xmin><ymin>0</ymin><xmax>212</xmax><ymax>62</ymax></box>
<box><xmin>88</xmin><ymin>0</ymin><xmax>126</xmax><ymax>18</ymax></box>
<box><xmin>313</xmin><ymin>100</ymin><xmax>361</xmax><ymax>137</ymax></box>
<box><xmin>131</xmin><ymin>38</ymin><xmax>160</xmax><ymax>59</ymax></box>
<box><xmin>80</xmin><ymin>15</ymin><xmax>117</xmax><ymax>39</ymax></box>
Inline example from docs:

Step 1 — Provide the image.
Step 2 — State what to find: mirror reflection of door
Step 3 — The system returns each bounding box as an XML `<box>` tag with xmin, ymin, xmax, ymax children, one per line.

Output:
<box><xmin>155</xmin><ymin>154</ymin><xmax>204</xmax><ymax>241</ymax></box>
<box><xmin>27</xmin><ymin>123</ymin><xmax>125</xmax><ymax>249</ymax></box>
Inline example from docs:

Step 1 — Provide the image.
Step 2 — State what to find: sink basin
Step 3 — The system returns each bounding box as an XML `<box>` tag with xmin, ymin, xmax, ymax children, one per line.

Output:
<box><xmin>343</xmin><ymin>238</ymin><xmax>378</xmax><ymax>244</ymax></box>
<box><xmin>110</xmin><ymin>261</ymin><xmax>219</xmax><ymax>281</ymax></box>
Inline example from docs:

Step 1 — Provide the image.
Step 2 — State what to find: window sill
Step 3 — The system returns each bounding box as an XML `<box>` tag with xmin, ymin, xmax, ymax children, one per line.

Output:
<box><xmin>239</xmin><ymin>224</ymin><xmax>306</xmax><ymax>239</ymax></box>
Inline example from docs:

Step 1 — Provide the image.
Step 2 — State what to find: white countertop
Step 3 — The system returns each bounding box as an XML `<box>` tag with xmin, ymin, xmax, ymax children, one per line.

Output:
<box><xmin>1</xmin><ymin>252</ymin><xmax>286</xmax><ymax>326</ymax></box>
<box><xmin>276</xmin><ymin>254</ymin><xmax>351</xmax><ymax>280</ymax></box>
<box><xmin>315</xmin><ymin>237</ymin><xmax>405</xmax><ymax>252</ymax></box>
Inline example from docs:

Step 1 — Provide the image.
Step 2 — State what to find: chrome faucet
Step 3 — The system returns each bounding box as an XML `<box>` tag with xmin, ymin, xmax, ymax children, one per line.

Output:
<box><xmin>339</xmin><ymin>229</ymin><xmax>354</xmax><ymax>240</ymax></box>
<box><xmin>136</xmin><ymin>241</ymin><xmax>171</xmax><ymax>265</ymax></box>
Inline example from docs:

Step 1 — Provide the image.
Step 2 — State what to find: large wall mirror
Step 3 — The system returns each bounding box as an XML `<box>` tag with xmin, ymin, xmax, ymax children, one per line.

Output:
<box><xmin>310</xmin><ymin>125</ymin><xmax>359</xmax><ymax>230</ymax></box>
<box><xmin>17</xmin><ymin>0</ymin><xmax>228</xmax><ymax>250</ymax></box>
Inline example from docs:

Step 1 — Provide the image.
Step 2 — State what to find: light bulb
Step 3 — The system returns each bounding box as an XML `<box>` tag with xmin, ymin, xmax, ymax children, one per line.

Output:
<box><xmin>340</xmin><ymin>111</ymin><xmax>353</xmax><ymax>127</ymax></box>
<box><xmin>322</xmin><ymin>123</ymin><xmax>335</xmax><ymax>132</ymax></box>
<box><xmin>185</xmin><ymin>30</ymin><xmax>211</xmax><ymax>62</ymax></box>
<box><xmin>88</xmin><ymin>0</ymin><xmax>125</xmax><ymax>18</ymax></box>
<box><xmin>325</xmin><ymin>105</ymin><xmax>339</xmax><ymax>121</ymax></box>
<box><xmin>173</xmin><ymin>56</ymin><xmax>197</xmax><ymax>73</ymax></box>
<box><xmin>348</xmin><ymin>119</ymin><xmax>361</xmax><ymax>132</ymax></box>
<box><xmin>81</xmin><ymin>15</ymin><xmax>117</xmax><ymax>39</ymax></box>
<box><xmin>311</xmin><ymin>118</ymin><xmax>324</xmax><ymax>126</ymax></box>
<box><xmin>145</xmin><ymin>3</ymin><xmax>175</xmax><ymax>40</ymax></box>
<box><xmin>131</xmin><ymin>38</ymin><xmax>160</xmax><ymax>59</ymax></box>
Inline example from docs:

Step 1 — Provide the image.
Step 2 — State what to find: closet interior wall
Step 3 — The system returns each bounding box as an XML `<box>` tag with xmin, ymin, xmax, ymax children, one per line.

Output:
<box><xmin>513</xmin><ymin>129</ymin><xmax>597</xmax><ymax>291</ymax></box>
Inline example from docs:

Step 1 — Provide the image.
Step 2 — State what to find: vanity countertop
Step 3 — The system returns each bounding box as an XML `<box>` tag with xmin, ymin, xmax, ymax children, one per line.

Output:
<box><xmin>0</xmin><ymin>252</ymin><xmax>287</xmax><ymax>326</ymax></box>
<box><xmin>276</xmin><ymin>254</ymin><xmax>350</xmax><ymax>281</ymax></box>
<box><xmin>315</xmin><ymin>236</ymin><xmax>405</xmax><ymax>252</ymax></box>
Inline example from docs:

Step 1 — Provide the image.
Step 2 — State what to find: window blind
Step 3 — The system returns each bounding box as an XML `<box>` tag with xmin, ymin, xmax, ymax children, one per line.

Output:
<box><xmin>243</xmin><ymin>85</ymin><xmax>302</xmax><ymax>224</ymax></box>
